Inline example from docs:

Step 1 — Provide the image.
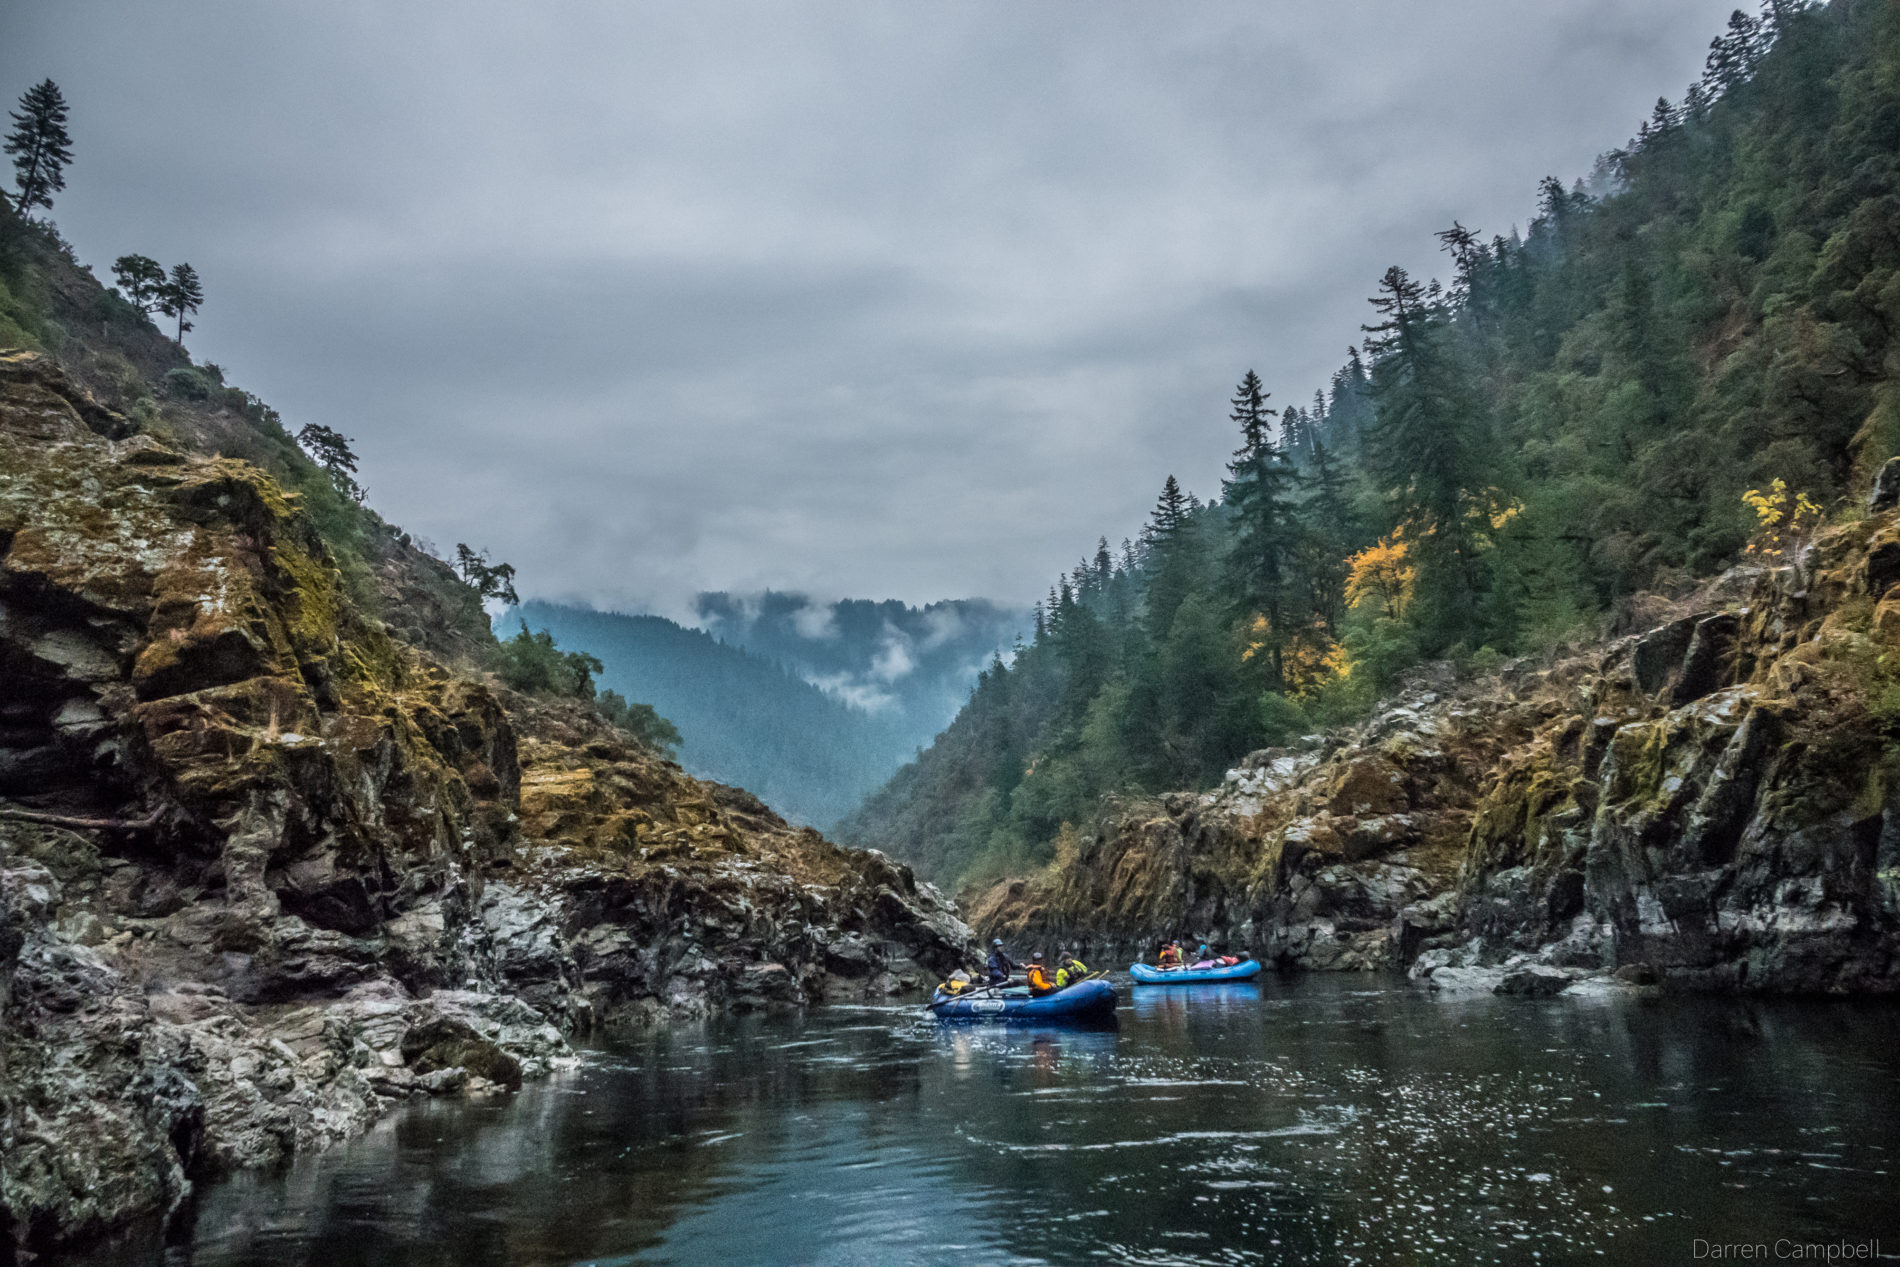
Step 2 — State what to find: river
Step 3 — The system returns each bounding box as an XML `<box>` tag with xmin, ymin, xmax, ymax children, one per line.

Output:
<box><xmin>88</xmin><ymin>975</ymin><xmax>1899</xmax><ymax>1265</ymax></box>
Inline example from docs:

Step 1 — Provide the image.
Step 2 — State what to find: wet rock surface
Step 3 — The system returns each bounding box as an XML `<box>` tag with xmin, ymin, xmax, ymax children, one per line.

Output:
<box><xmin>969</xmin><ymin>514</ymin><xmax>1900</xmax><ymax>1001</ymax></box>
<box><xmin>0</xmin><ymin>353</ymin><xmax>975</xmax><ymax>1256</ymax></box>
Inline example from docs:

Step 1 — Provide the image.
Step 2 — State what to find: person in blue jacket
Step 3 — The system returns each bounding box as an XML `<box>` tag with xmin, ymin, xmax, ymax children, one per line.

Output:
<box><xmin>985</xmin><ymin>938</ymin><xmax>1017</xmax><ymax>985</ymax></box>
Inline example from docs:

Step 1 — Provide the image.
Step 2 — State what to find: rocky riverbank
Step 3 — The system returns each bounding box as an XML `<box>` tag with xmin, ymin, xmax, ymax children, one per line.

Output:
<box><xmin>970</xmin><ymin>491</ymin><xmax>1900</xmax><ymax>995</ymax></box>
<box><xmin>0</xmin><ymin>349</ymin><xmax>973</xmax><ymax>1256</ymax></box>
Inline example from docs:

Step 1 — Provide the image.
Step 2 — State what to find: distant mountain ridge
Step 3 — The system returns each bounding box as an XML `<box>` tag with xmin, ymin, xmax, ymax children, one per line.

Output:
<box><xmin>693</xmin><ymin>592</ymin><xmax>1026</xmax><ymax>729</ymax></box>
<box><xmin>510</xmin><ymin>596</ymin><xmax>1026</xmax><ymax>830</ymax></box>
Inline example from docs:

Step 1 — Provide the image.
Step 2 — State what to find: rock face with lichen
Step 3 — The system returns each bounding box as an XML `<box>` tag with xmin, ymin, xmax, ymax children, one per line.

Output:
<box><xmin>968</xmin><ymin>510</ymin><xmax>1900</xmax><ymax>996</ymax></box>
<box><xmin>0</xmin><ymin>349</ymin><xmax>974</xmax><ymax>1256</ymax></box>
<box><xmin>966</xmin><ymin>664</ymin><xmax>1537</xmax><ymax>971</ymax></box>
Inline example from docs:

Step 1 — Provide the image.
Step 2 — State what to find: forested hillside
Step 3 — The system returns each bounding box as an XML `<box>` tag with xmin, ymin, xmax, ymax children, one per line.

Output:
<box><xmin>511</xmin><ymin>601</ymin><xmax>919</xmax><ymax>827</ymax></box>
<box><xmin>839</xmin><ymin>0</ymin><xmax>1900</xmax><ymax>886</ymax></box>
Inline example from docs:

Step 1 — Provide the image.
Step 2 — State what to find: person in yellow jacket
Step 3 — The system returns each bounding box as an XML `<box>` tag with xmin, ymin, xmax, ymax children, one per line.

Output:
<box><xmin>1054</xmin><ymin>951</ymin><xmax>1089</xmax><ymax>989</ymax></box>
<box><xmin>1025</xmin><ymin>953</ymin><xmax>1057</xmax><ymax>996</ymax></box>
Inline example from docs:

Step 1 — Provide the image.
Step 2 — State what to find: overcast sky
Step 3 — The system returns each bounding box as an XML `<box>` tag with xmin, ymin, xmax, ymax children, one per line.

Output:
<box><xmin>8</xmin><ymin>1</ymin><xmax>1739</xmax><ymax>616</ymax></box>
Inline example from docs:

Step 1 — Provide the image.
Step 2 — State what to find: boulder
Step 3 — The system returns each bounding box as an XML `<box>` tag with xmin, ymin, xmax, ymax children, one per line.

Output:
<box><xmin>1868</xmin><ymin>456</ymin><xmax>1900</xmax><ymax>512</ymax></box>
<box><xmin>1425</xmin><ymin>966</ymin><xmax>1508</xmax><ymax>994</ymax></box>
<box><xmin>399</xmin><ymin>1015</ymin><xmax>523</xmax><ymax>1090</ymax></box>
<box><xmin>1495</xmin><ymin>965</ymin><xmax>1574</xmax><ymax>997</ymax></box>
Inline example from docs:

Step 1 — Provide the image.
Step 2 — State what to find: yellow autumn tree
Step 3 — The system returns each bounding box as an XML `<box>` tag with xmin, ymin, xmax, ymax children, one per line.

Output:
<box><xmin>1282</xmin><ymin>633</ymin><xmax>1351</xmax><ymax>697</ymax></box>
<box><xmin>1741</xmin><ymin>479</ymin><xmax>1822</xmax><ymax>556</ymax></box>
<box><xmin>1242</xmin><ymin>613</ymin><xmax>1349</xmax><ymax>697</ymax></box>
<box><xmin>1344</xmin><ymin>531</ymin><xmax>1417</xmax><ymax>618</ymax></box>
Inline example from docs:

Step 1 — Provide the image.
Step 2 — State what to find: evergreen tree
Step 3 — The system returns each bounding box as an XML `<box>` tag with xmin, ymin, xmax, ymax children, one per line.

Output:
<box><xmin>1220</xmin><ymin>370</ymin><xmax>1300</xmax><ymax>684</ymax></box>
<box><xmin>1361</xmin><ymin>265</ymin><xmax>1488</xmax><ymax>642</ymax></box>
<box><xmin>1048</xmin><ymin>578</ymin><xmax>1109</xmax><ymax>711</ymax></box>
<box><xmin>455</xmin><ymin>544</ymin><xmax>520</xmax><ymax>607</ymax></box>
<box><xmin>1141</xmin><ymin>475</ymin><xmax>1195</xmax><ymax>637</ymax></box>
<box><xmin>157</xmin><ymin>263</ymin><xmax>204</xmax><ymax>346</ymax></box>
<box><xmin>5</xmin><ymin>79</ymin><xmax>72</xmax><ymax>219</ymax></box>
<box><xmin>1281</xmin><ymin>405</ymin><xmax>1315</xmax><ymax>466</ymax></box>
<box><xmin>596</xmin><ymin>689</ymin><xmax>683</xmax><ymax>756</ymax></box>
<box><xmin>1703</xmin><ymin>9</ymin><xmax>1764</xmax><ymax>96</ymax></box>
<box><xmin>1323</xmin><ymin>348</ymin><xmax>1374</xmax><ymax>456</ymax></box>
<box><xmin>296</xmin><ymin>424</ymin><xmax>364</xmax><ymax>503</ymax></box>
<box><xmin>1300</xmin><ymin>438</ymin><xmax>1355</xmax><ymax>631</ymax></box>
<box><xmin>1682</xmin><ymin>80</ymin><xmax>1713</xmax><ymax>123</ymax></box>
<box><xmin>1435</xmin><ymin>221</ymin><xmax>1484</xmax><ymax>303</ymax></box>
<box><xmin>111</xmin><ymin>254</ymin><xmax>166</xmax><ymax>313</ymax></box>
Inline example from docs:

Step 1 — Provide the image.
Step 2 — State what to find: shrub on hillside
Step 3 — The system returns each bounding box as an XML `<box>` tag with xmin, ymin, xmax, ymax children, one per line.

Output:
<box><xmin>598</xmin><ymin>689</ymin><xmax>682</xmax><ymax>757</ymax></box>
<box><xmin>497</xmin><ymin>623</ymin><xmax>602</xmax><ymax>698</ymax></box>
<box><xmin>161</xmin><ymin>366</ymin><xmax>210</xmax><ymax>400</ymax></box>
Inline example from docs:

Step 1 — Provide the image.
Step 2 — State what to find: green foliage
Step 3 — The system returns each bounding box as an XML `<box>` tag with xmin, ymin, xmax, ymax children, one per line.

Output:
<box><xmin>111</xmin><ymin>254</ymin><xmax>165</xmax><ymax>313</ymax></box>
<box><xmin>161</xmin><ymin>366</ymin><xmax>210</xmax><ymax>401</ymax></box>
<box><xmin>596</xmin><ymin>688</ymin><xmax>682</xmax><ymax>757</ymax></box>
<box><xmin>496</xmin><ymin>622</ymin><xmax>602</xmax><ymax>698</ymax></box>
<box><xmin>5</xmin><ymin>79</ymin><xmax>72</xmax><ymax>219</ymax></box>
<box><xmin>1221</xmin><ymin>370</ymin><xmax>1303</xmax><ymax>683</ymax></box>
<box><xmin>0</xmin><ymin>265</ymin><xmax>44</xmax><ymax>348</ymax></box>
<box><xmin>455</xmin><ymin>544</ymin><xmax>519</xmax><ymax>606</ymax></box>
<box><xmin>156</xmin><ymin>262</ymin><xmax>202</xmax><ymax>346</ymax></box>
<box><xmin>1255</xmin><ymin>691</ymin><xmax>1311</xmax><ymax>748</ymax></box>
<box><xmin>296</xmin><ymin>423</ymin><xmax>364</xmax><ymax>503</ymax></box>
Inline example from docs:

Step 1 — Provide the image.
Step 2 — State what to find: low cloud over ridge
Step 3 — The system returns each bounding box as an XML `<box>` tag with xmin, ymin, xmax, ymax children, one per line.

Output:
<box><xmin>8</xmin><ymin>0</ymin><xmax>1739</xmax><ymax>609</ymax></box>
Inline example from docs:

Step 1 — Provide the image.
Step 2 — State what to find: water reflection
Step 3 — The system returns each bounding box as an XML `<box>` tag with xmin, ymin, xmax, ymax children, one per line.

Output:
<box><xmin>1130</xmin><ymin>980</ymin><xmax>1263</xmax><ymax>1025</ymax></box>
<box><xmin>62</xmin><ymin>979</ymin><xmax>1900</xmax><ymax>1266</ymax></box>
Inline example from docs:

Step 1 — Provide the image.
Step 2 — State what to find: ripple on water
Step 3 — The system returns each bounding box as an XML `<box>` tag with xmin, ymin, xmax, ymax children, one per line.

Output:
<box><xmin>97</xmin><ymin>976</ymin><xmax>1900</xmax><ymax>1267</ymax></box>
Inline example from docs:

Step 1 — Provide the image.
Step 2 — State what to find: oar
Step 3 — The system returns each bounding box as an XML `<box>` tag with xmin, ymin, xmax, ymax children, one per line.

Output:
<box><xmin>923</xmin><ymin>977</ymin><xmax>1020</xmax><ymax>1009</ymax></box>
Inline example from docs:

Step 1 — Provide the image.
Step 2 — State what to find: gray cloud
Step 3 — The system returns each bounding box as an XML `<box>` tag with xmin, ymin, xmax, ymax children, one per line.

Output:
<box><xmin>6</xmin><ymin>0</ymin><xmax>1739</xmax><ymax>610</ymax></box>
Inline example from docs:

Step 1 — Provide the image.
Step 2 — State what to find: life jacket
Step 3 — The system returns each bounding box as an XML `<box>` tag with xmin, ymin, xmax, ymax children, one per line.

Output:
<box><xmin>940</xmin><ymin>978</ymin><xmax>970</xmax><ymax>994</ymax></box>
<box><xmin>1219</xmin><ymin>956</ymin><xmax>1239</xmax><ymax>966</ymax></box>
<box><xmin>1055</xmin><ymin>960</ymin><xmax>1087</xmax><ymax>988</ymax></box>
<box><xmin>1026</xmin><ymin>963</ymin><xmax>1054</xmax><ymax>992</ymax></box>
<box><xmin>1157</xmin><ymin>946</ymin><xmax>1180</xmax><ymax>966</ymax></box>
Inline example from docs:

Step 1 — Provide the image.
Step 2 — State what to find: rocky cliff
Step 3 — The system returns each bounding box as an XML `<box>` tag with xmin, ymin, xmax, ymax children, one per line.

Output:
<box><xmin>0</xmin><ymin>349</ymin><xmax>972</xmax><ymax>1256</ymax></box>
<box><xmin>970</xmin><ymin>498</ymin><xmax>1900</xmax><ymax>996</ymax></box>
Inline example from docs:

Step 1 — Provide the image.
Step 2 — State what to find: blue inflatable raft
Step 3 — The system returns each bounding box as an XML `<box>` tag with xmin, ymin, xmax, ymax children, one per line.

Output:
<box><xmin>928</xmin><ymin>978</ymin><xmax>1117</xmax><ymax>1020</ymax></box>
<box><xmin>1128</xmin><ymin>959</ymin><xmax>1263</xmax><ymax>985</ymax></box>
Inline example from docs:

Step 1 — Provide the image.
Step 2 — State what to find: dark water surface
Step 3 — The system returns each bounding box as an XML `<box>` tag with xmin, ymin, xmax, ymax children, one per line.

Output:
<box><xmin>96</xmin><ymin>976</ymin><xmax>1900</xmax><ymax>1265</ymax></box>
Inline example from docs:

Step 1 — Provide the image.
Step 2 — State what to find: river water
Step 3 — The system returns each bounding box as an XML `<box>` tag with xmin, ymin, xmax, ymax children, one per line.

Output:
<box><xmin>101</xmin><ymin>975</ymin><xmax>1899</xmax><ymax>1265</ymax></box>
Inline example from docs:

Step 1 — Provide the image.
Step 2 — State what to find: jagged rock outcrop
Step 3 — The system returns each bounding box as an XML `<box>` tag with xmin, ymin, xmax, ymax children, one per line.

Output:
<box><xmin>970</xmin><ymin>513</ymin><xmax>1900</xmax><ymax>996</ymax></box>
<box><xmin>0</xmin><ymin>351</ymin><xmax>974</xmax><ymax>1256</ymax></box>
<box><xmin>968</xmin><ymin>664</ymin><xmax>1540</xmax><ymax>970</ymax></box>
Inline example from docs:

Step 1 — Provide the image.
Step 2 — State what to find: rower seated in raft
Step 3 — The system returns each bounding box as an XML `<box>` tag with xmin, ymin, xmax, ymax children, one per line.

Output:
<box><xmin>1155</xmin><ymin>940</ymin><xmax>1182</xmax><ymax>969</ymax></box>
<box><xmin>1054</xmin><ymin>950</ymin><xmax>1089</xmax><ymax>989</ymax></box>
<box><xmin>985</xmin><ymin>938</ymin><xmax>1018</xmax><ymax>986</ymax></box>
<box><xmin>1025</xmin><ymin>953</ymin><xmax>1058</xmax><ymax>997</ymax></box>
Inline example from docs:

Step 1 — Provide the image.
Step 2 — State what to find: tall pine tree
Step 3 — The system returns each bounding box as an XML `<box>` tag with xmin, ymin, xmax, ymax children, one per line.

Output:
<box><xmin>1361</xmin><ymin>265</ymin><xmax>1489</xmax><ymax>644</ymax></box>
<box><xmin>158</xmin><ymin>263</ymin><xmax>204</xmax><ymax>346</ymax></box>
<box><xmin>1220</xmin><ymin>370</ymin><xmax>1300</xmax><ymax>685</ymax></box>
<box><xmin>1140</xmin><ymin>475</ymin><xmax>1194</xmax><ymax>637</ymax></box>
<box><xmin>5</xmin><ymin>79</ymin><xmax>72</xmax><ymax>220</ymax></box>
